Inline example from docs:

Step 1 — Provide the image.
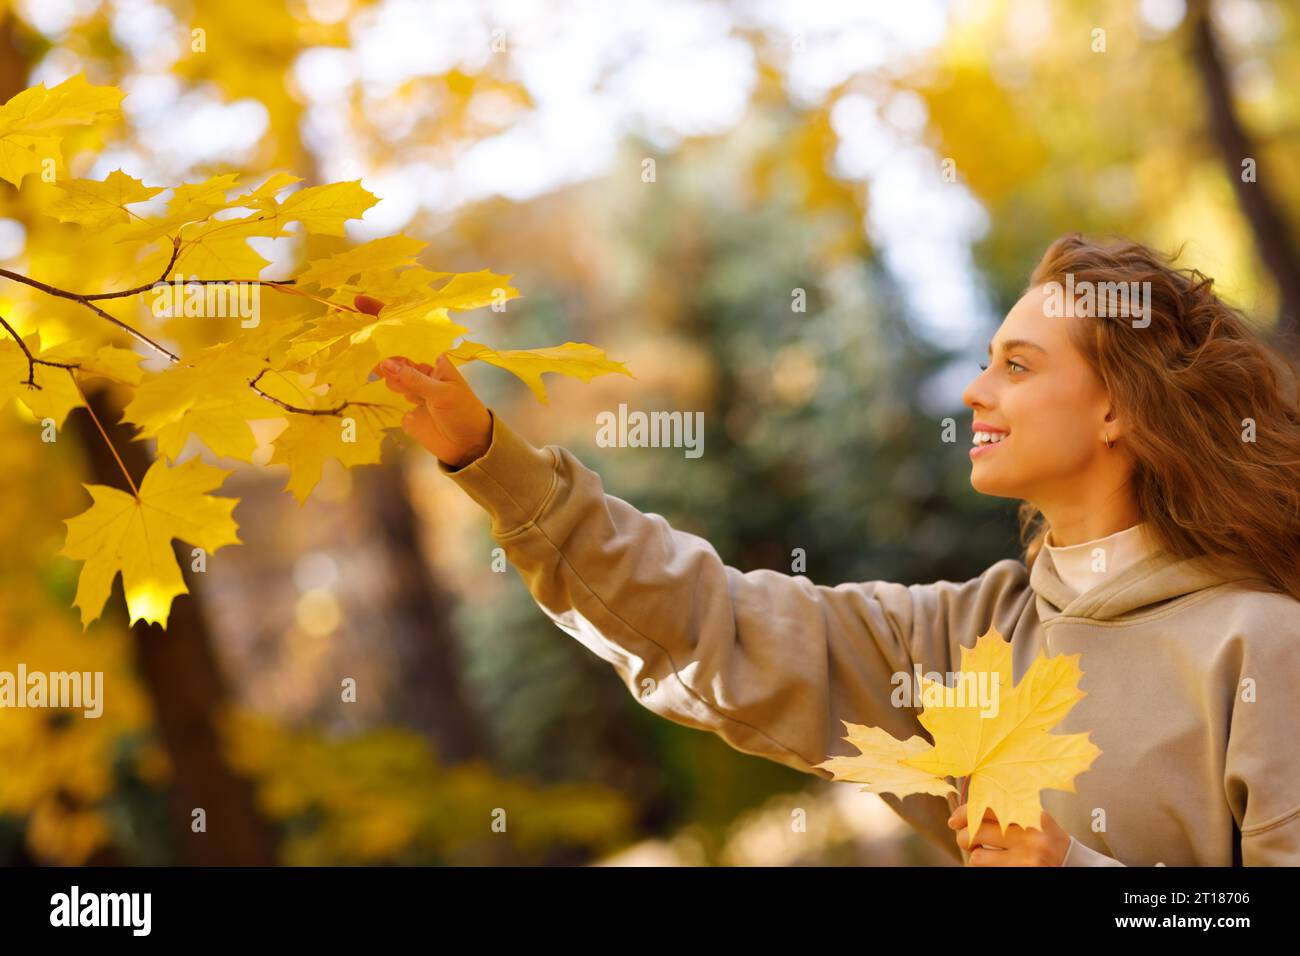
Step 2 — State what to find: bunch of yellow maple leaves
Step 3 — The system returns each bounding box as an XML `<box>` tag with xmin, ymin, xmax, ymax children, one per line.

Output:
<box><xmin>0</xmin><ymin>74</ymin><xmax>632</xmax><ymax>632</ymax></box>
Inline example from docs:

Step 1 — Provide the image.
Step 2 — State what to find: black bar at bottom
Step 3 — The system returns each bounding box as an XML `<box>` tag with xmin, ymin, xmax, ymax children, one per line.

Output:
<box><xmin>0</xmin><ymin>865</ymin><xmax>1285</xmax><ymax>942</ymax></box>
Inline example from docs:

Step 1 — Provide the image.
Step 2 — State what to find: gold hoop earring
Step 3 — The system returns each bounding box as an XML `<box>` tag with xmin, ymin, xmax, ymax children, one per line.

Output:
<box><xmin>1105</xmin><ymin>434</ymin><xmax>1114</xmax><ymax>449</ymax></box>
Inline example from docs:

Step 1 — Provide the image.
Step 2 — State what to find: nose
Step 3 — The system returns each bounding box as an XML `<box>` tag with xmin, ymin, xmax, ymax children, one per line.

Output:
<box><xmin>962</xmin><ymin>365</ymin><xmax>992</xmax><ymax>413</ymax></box>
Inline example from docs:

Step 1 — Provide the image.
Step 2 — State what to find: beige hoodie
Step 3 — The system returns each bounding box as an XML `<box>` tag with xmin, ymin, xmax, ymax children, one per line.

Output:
<box><xmin>440</xmin><ymin>409</ymin><xmax>1300</xmax><ymax>866</ymax></box>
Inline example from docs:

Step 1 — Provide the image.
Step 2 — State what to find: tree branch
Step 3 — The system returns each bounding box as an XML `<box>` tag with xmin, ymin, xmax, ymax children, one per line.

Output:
<box><xmin>0</xmin><ymin>264</ymin><xmax>181</xmax><ymax>360</ymax></box>
<box><xmin>0</xmin><ymin>250</ymin><xmax>375</xmax><ymax>418</ymax></box>
<box><xmin>0</xmin><ymin>237</ymin><xmax>298</xmax><ymax>359</ymax></box>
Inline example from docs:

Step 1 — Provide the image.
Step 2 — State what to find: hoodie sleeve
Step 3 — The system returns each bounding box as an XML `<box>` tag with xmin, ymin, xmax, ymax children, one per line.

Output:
<box><xmin>437</xmin><ymin>408</ymin><xmax>1031</xmax><ymax>780</ymax></box>
<box><xmin>1224</xmin><ymin>619</ymin><xmax>1300</xmax><ymax>866</ymax></box>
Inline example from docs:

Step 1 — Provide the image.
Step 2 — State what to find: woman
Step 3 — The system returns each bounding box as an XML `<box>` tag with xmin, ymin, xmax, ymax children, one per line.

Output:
<box><xmin>373</xmin><ymin>234</ymin><xmax>1300</xmax><ymax>866</ymax></box>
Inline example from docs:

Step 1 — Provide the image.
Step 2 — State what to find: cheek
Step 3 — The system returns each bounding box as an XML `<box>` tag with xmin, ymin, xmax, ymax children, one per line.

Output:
<box><xmin>1006</xmin><ymin>384</ymin><xmax>1097</xmax><ymax>467</ymax></box>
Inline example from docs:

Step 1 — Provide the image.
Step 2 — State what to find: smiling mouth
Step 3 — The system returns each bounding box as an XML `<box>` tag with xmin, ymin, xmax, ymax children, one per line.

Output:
<box><xmin>970</xmin><ymin>431</ymin><xmax>1009</xmax><ymax>459</ymax></box>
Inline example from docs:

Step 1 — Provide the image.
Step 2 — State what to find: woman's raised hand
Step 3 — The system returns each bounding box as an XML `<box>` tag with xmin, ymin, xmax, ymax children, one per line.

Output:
<box><xmin>360</xmin><ymin>295</ymin><xmax>493</xmax><ymax>469</ymax></box>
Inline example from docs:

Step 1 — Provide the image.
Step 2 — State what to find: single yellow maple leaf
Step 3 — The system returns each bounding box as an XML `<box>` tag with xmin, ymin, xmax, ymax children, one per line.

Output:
<box><xmin>115</xmin><ymin>174</ymin><xmax>348</xmax><ymax>265</ymax></box>
<box><xmin>172</xmin><ymin>213</ymin><xmax>284</xmax><ymax>278</ymax></box>
<box><xmin>37</xmin><ymin>340</ymin><xmax>147</xmax><ymax>387</ymax></box>
<box><xmin>45</xmin><ymin>169</ymin><xmax>164</xmax><ymax>230</ymax></box>
<box><xmin>231</xmin><ymin>171</ymin><xmax>303</xmax><ymax>212</ymax></box>
<box><xmin>0</xmin><ymin>333</ymin><xmax>84</xmax><ymax>426</ymax></box>
<box><xmin>820</xmin><ymin>626</ymin><xmax>1100</xmax><ymax>841</ymax></box>
<box><xmin>0</xmin><ymin>73</ymin><xmax>123</xmax><ymax>187</ymax></box>
<box><xmin>74</xmin><ymin>345</ymin><xmax>148</xmax><ymax>386</ymax></box>
<box><xmin>298</xmin><ymin>236</ymin><xmax>428</xmax><ymax>289</ymax></box>
<box><xmin>59</xmin><ymin>457</ymin><xmax>241</xmax><ymax>628</ymax></box>
<box><xmin>816</xmin><ymin>723</ymin><xmax>958</xmax><ymax>798</ymax></box>
<box><xmin>424</xmin><ymin>269</ymin><xmax>519</xmax><ymax>311</ymax></box>
<box><xmin>267</xmin><ymin>377</ymin><xmax>406</xmax><ymax>503</ymax></box>
<box><xmin>276</xmin><ymin>180</ymin><xmax>377</xmax><ymax>237</ymax></box>
<box><xmin>446</xmin><ymin>340</ymin><xmax>636</xmax><ymax>405</ymax></box>
<box><xmin>348</xmin><ymin>265</ymin><xmax>454</xmax><ymax>302</ymax></box>
<box><xmin>164</xmin><ymin>172</ymin><xmax>244</xmax><ymax>214</ymax></box>
<box><xmin>112</xmin><ymin>173</ymin><xmax>246</xmax><ymax>244</ymax></box>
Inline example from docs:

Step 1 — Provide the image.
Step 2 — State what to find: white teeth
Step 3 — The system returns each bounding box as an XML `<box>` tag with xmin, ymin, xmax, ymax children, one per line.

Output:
<box><xmin>973</xmin><ymin>431</ymin><xmax>1008</xmax><ymax>445</ymax></box>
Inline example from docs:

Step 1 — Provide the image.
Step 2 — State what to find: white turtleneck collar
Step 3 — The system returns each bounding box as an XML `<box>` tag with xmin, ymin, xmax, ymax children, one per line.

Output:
<box><xmin>1043</xmin><ymin>522</ymin><xmax>1157</xmax><ymax>597</ymax></box>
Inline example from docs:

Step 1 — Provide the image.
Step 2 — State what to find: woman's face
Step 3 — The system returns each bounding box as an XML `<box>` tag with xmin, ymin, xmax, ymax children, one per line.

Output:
<box><xmin>961</xmin><ymin>285</ymin><xmax>1116</xmax><ymax>502</ymax></box>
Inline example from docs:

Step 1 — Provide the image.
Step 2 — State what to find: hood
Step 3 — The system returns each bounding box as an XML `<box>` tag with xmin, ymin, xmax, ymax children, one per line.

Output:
<box><xmin>1029</xmin><ymin>544</ymin><xmax>1269</xmax><ymax>622</ymax></box>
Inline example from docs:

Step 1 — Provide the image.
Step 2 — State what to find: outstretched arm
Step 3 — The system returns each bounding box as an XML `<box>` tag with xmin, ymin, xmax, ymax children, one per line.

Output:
<box><xmin>376</xmin><ymin>346</ymin><xmax>1033</xmax><ymax>858</ymax></box>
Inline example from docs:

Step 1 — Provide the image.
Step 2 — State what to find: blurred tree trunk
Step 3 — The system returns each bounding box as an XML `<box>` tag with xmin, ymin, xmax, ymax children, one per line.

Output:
<box><xmin>72</xmin><ymin>386</ymin><xmax>278</xmax><ymax>865</ymax></box>
<box><xmin>357</xmin><ymin>461</ymin><xmax>489</xmax><ymax>763</ymax></box>
<box><xmin>1188</xmin><ymin>0</ymin><xmax>1300</xmax><ymax>350</ymax></box>
<box><xmin>0</xmin><ymin>13</ymin><xmax>27</xmax><ymax>98</ymax></box>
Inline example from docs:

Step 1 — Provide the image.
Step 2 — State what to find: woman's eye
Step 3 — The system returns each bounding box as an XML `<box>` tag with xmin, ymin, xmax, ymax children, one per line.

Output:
<box><xmin>978</xmin><ymin>361</ymin><xmax>1025</xmax><ymax>373</ymax></box>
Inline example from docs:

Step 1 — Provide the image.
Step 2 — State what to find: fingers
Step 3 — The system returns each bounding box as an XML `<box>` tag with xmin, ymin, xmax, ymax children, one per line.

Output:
<box><xmin>377</xmin><ymin>356</ymin><xmax>450</xmax><ymax>402</ymax></box>
<box><xmin>968</xmin><ymin>821</ymin><xmax>1011</xmax><ymax>850</ymax></box>
<box><xmin>375</xmin><ymin>354</ymin><xmax>468</xmax><ymax>412</ymax></box>
<box><xmin>401</xmin><ymin>403</ymin><xmax>440</xmax><ymax>450</ymax></box>
<box><xmin>954</xmin><ymin>826</ymin><xmax>1005</xmax><ymax>852</ymax></box>
<box><xmin>430</xmin><ymin>351</ymin><xmax>467</xmax><ymax>384</ymax></box>
<box><xmin>948</xmin><ymin>804</ymin><xmax>997</xmax><ymax>829</ymax></box>
<box><xmin>949</xmin><ymin>804</ymin><xmax>1016</xmax><ymax>854</ymax></box>
<box><xmin>949</xmin><ymin>802</ymin><xmax>1054</xmax><ymax>866</ymax></box>
<box><xmin>372</xmin><ymin>355</ymin><xmax>433</xmax><ymax>378</ymax></box>
<box><xmin>967</xmin><ymin>846</ymin><xmax>1015</xmax><ymax>867</ymax></box>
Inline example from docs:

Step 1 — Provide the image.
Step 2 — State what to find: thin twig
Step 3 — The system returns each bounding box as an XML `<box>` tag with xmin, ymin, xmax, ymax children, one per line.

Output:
<box><xmin>247</xmin><ymin>368</ymin><xmax>398</xmax><ymax>416</ymax></box>
<box><xmin>262</xmin><ymin>280</ymin><xmax>359</xmax><ymax>312</ymax></box>
<box><xmin>0</xmin><ymin>313</ymin><xmax>81</xmax><ymax>387</ymax></box>
<box><xmin>81</xmin><ymin>237</ymin><xmax>183</xmax><ymax>299</ymax></box>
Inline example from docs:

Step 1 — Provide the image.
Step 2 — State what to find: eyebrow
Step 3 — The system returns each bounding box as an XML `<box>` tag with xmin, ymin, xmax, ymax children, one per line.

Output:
<box><xmin>987</xmin><ymin>338</ymin><xmax>1048</xmax><ymax>358</ymax></box>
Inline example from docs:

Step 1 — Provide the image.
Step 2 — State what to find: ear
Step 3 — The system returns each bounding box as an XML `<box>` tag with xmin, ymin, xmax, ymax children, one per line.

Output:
<box><xmin>1102</xmin><ymin>401</ymin><xmax>1129</xmax><ymax>442</ymax></box>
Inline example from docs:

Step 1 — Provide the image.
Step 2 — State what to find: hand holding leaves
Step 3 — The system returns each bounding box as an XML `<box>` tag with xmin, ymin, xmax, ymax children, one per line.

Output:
<box><xmin>359</xmin><ymin>296</ymin><xmax>493</xmax><ymax>470</ymax></box>
<box><xmin>948</xmin><ymin>802</ymin><xmax>1072</xmax><ymax>867</ymax></box>
<box><xmin>816</xmin><ymin>626</ymin><xmax>1100</xmax><ymax>855</ymax></box>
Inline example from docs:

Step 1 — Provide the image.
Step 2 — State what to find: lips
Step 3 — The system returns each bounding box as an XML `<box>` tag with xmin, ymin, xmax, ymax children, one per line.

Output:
<box><xmin>970</xmin><ymin>422</ymin><xmax>1009</xmax><ymax>459</ymax></box>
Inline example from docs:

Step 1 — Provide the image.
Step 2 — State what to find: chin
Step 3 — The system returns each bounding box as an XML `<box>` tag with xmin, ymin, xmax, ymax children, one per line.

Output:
<box><xmin>969</xmin><ymin>464</ymin><xmax>1021</xmax><ymax>499</ymax></box>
